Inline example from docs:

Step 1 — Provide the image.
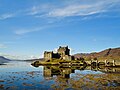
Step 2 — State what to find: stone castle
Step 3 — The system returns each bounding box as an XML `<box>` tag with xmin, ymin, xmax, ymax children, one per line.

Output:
<box><xmin>44</xmin><ymin>46</ymin><xmax>74</xmax><ymax>60</ymax></box>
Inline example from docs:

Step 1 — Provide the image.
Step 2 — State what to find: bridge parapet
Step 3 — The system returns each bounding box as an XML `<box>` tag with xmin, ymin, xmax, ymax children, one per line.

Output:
<box><xmin>85</xmin><ymin>59</ymin><xmax>120</xmax><ymax>66</ymax></box>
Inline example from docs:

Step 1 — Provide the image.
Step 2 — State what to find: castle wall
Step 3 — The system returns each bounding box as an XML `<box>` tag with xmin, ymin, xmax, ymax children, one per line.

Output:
<box><xmin>44</xmin><ymin>46</ymin><xmax>72</xmax><ymax>60</ymax></box>
<box><xmin>44</xmin><ymin>51</ymin><xmax>53</xmax><ymax>60</ymax></box>
<box><xmin>57</xmin><ymin>46</ymin><xmax>70</xmax><ymax>58</ymax></box>
<box><xmin>63</xmin><ymin>55</ymin><xmax>72</xmax><ymax>60</ymax></box>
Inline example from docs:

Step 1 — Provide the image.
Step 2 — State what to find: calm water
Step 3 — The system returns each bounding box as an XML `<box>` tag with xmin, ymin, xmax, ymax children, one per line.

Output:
<box><xmin>0</xmin><ymin>61</ymin><xmax>120</xmax><ymax>90</ymax></box>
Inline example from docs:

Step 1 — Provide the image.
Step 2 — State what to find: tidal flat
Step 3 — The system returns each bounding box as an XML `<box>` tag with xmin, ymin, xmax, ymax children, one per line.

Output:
<box><xmin>0</xmin><ymin>61</ymin><xmax>120</xmax><ymax>90</ymax></box>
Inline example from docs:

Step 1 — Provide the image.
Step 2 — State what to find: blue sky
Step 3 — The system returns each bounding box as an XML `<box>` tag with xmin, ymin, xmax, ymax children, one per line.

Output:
<box><xmin>0</xmin><ymin>0</ymin><xmax>120</xmax><ymax>59</ymax></box>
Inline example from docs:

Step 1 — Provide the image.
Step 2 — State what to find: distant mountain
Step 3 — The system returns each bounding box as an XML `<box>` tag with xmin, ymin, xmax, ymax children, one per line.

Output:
<box><xmin>24</xmin><ymin>58</ymin><xmax>44</xmax><ymax>62</ymax></box>
<box><xmin>74</xmin><ymin>47</ymin><xmax>120</xmax><ymax>60</ymax></box>
<box><xmin>0</xmin><ymin>56</ymin><xmax>11</xmax><ymax>64</ymax></box>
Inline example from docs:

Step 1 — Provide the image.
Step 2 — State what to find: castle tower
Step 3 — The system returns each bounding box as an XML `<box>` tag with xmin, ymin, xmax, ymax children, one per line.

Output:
<box><xmin>57</xmin><ymin>46</ymin><xmax>70</xmax><ymax>58</ymax></box>
<box><xmin>44</xmin><ymin>51</ymin><xmax>53</xmax><ymax>60</ymax></box>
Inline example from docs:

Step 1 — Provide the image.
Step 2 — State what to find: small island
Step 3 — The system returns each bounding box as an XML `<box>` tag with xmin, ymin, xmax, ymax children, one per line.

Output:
<box><xmin>32</xmin><ymin>46</ymin><xmax>120</xmax><ymax>67</ymax></box>
<box><xmin>32</xmin><ymin>46</ymin><xmax>86</xmax><ymax>66</ymax></box>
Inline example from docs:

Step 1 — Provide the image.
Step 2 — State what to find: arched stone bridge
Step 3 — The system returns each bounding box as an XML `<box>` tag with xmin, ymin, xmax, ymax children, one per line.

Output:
<box><xmin>85</xmin><ymin>59</ymin><xmax>120</xmax><ymax>66</ymax></box>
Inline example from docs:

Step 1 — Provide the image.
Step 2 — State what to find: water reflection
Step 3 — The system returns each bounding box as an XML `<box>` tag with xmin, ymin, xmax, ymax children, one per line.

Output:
<box><xmin>43</xmin><ymin>66</ymin><xmax>76</xmax><ymax>78</ymax></box>
<box><xmin>31</xmin><ymin>65</ymin><xmax>120</xmax><ymax>89</ymax></box>
<box><xmin>0</xmin><ymin>61</ymin><xmax>120</xmax><ymax>90</ymax></box>
<box><xmin>31</xmin><ymin>64</ymin><xmax>120</xmax><ymax>79</ymax></box>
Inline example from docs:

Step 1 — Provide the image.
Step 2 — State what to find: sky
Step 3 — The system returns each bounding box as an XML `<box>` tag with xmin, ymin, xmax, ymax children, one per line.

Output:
<box><xmin>0</xmin><ymin>0</ymin><xmax>120</xmax><ymax>60</ymax></box>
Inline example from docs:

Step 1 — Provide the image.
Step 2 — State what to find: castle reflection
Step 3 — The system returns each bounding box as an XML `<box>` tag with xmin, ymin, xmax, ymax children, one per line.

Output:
<box><xmin>31</xmin><ymin>64</ymin><xmax>120</xmax><ymax>79</ymax></box>
<box><xmin>43</xmin><ymin>66</ymin><xmax>81</xmax><ymax>78</ymax></box>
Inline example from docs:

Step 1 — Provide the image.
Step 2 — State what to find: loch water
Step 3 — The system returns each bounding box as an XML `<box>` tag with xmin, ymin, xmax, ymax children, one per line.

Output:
<box><xmin>0</xmin><ymin>61</ymin><xmax>120</xmax><ymax>90</ymax></box>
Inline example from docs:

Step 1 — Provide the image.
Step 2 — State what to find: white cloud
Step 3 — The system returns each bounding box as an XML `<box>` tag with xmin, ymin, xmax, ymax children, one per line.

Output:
<box><xmin>48</xmin><ymin>5</ymin><xmax>91</xmax><ymax>17</ymax></box>
<box><xmin>47</xmin><ymin>1</ymin><xmax>119</xmax><ymax>17</ymax></box>
<box><xmin>14</xmin><ymin>24</ymin><xmax>57</xmax><ymax>35</ymax></box>
<box><xmin>27</xmin><ymin>4</ymin><xmax>54</xmax><ymax>16</ymax></box>
<box><xmin>0</xmin><ymin>13</ymin><xmax>15</xmax><ymax>20</ymax></box>
<box><xmin>27</xmin><ymin>0</ymin><xmax>120</xmax><ymax>18</ymax></box>
<box><xmin>53</xmin><ymin>48</ymin><xmax>58</xmax><ymax>53</ymax></box>
<box><xmin>14</xmin><ymin>29</ymin><xmax>39</xmax><ymax>35</ymax></box>
<box><xmin>1</xmin><ymin>0</ymin><xmax>119</xmax><ymax>21</ymax></box>
<box><xmin>28</xmin><ymin>6</ymin><xmax>39</xmax><ymax>15</ymax></box>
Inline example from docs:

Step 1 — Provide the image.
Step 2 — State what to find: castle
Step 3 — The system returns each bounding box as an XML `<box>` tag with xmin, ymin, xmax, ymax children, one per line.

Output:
<box><xmin>44</xmin><ymin>46</ymin><xmax>74</xmax><ymax>60</ymax></box>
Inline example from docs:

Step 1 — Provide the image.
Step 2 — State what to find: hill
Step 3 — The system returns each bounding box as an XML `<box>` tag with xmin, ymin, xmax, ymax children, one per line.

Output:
<box><xmin>23</xmin><ymin>58</ymin><xmax>44</xmax><ymax>62</ymax></box>
<box><xmin>74</xmin><ymin>47</ymin><xmax>120</xmax><ymax>60</ymax></box>
<box><xmin>0</xmin><ymin>56</ymin><xmax>11</xmax><ymax>64</ymax></box>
